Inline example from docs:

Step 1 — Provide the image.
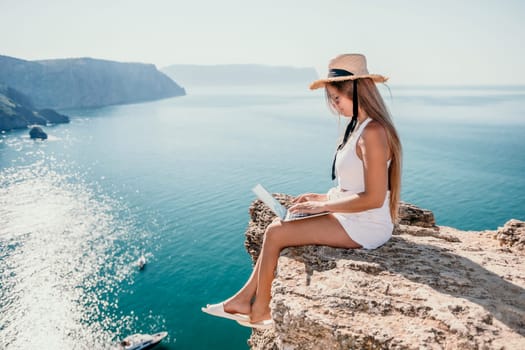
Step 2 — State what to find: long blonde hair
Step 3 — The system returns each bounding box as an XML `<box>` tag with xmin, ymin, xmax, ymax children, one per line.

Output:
<box><xmin>325</xmin><ymin>79</ymin><xmax>402</xmax><ymax>222</ymax></box>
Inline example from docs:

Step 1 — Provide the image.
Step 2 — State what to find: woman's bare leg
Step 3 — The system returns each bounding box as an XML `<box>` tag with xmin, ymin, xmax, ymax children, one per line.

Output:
<box><xmin>223</xmin><ymin>255</ymin><xmax>261</xmax><ymax>315</ymax></box>
<box><xmin>250</xmin><ymin>214</ymin><xmax>361</xmax><ymax>323</ymax></box>
<box><xmin>224</xmin><ymin>219</ymin><xmax>280</xmax><ymax>315</ymax></box>
<box><xmin>223</xmin><ymin>218</ymin><xmax>280</xmax><ymax>315</ymax></box>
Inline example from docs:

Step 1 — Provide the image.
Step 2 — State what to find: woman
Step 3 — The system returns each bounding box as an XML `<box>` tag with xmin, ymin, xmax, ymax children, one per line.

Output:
<box><xmin>203</xmin><ymin>53</ymin><xmax>402</xmax><ymax>329</ymax></box>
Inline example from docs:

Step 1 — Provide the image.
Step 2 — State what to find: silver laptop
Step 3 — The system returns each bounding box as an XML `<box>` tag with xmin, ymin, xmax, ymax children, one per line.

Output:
<box><xmin>252</xmin><ymin>184</ymin><xmax>329</xmax><ymax>222</ymax></box>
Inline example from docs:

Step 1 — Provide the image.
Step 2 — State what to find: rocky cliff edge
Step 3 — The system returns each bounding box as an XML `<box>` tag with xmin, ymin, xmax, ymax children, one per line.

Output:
<box><xmin>244</xmin><ymin>195</ymin><xmax>525</xmax><ymax>350</ymax></box>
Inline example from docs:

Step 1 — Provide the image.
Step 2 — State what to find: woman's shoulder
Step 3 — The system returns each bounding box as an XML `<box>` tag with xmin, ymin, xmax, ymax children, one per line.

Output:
<box><xmin>362</xmin><ymin>119</ymin><xmax>388</xmax><ymax>141</ymax></box>
<box><xmin>357</xmin><ymin>119</ymin><xmax>392</xmax><ymax>159</ymax></box>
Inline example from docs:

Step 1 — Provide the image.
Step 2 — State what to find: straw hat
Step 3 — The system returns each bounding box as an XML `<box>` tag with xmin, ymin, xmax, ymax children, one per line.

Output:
<box><xmin>309</xmin><ymin>53</ymin><xmax>388</xmax><ymax>90</ymax></box>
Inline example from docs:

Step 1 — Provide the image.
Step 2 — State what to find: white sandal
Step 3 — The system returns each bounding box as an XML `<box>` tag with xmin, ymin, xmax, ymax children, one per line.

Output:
<box><xmin>201</xmin><ymin>303</ymin><xmax>250</xmax><ymax>322</ymax></box>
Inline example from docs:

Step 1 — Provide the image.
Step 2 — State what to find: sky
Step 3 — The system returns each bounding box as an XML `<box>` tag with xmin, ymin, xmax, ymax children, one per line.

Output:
<box><xmin>1</xmin><ymin>0</ymin><xmax>524</xmax><ymax>85</ymax></box>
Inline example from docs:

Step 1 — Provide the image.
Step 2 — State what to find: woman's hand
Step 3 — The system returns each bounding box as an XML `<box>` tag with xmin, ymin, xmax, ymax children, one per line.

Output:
<box><xmin>289</xmin><ymin>193</ymin><xmax>329</xmax><ymax>214</ymax></box>
<box><xmin>292</xmin><ymin>193</ymin><xmax>327</xmax><ymax>204</ymax></box>
<box><xmin>288</xmin><ymin>200</ymin><xmax>328</xmax><ymax>214</ymax></box>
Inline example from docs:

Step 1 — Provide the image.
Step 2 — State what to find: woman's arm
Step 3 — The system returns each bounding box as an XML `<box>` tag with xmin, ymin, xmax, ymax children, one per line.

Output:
<box><xmin>290</xmin><ymin>121</ymin><xmax>390</xmax><ymax>214</ymax></box>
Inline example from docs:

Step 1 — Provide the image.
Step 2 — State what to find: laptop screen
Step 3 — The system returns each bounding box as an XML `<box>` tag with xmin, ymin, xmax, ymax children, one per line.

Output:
<box><xmin>252</xmin><ymin>184</ymin><xmax>287</xmax><ymax>219</ymax></box>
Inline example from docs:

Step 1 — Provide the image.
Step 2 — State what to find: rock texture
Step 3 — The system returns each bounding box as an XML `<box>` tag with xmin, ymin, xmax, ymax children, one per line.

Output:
<box><xmin>244</xmin><ymin>195</ymin><xmax>525</xmax><ymax>350</ymax></box>
<box><xmin>494</xmin><ymin>220</ymin><xmax>525</xmax><ymax>251</ymax></box>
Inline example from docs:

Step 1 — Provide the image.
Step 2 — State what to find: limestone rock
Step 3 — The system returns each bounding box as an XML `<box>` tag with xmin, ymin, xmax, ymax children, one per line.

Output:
<box><xmin>494</xmin><ymin>219</ymin><xmax>525</xmax><ymax>250</ymax></box>
<box><xmin>397</xmin><ymin>201</ymin><xmax>437</xmax><ymax>228</ymax></box>
<box><xmin>244</xmin><ymin>195</ymin><xmax>525</xmax><ymax>349</ymax></box>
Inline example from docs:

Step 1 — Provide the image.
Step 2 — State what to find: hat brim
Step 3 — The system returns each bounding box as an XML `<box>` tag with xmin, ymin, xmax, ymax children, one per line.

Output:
<box><xmin>309</xmin><ymin>74</ymin><xmax>388</xmax><ymax>90</ymax></box>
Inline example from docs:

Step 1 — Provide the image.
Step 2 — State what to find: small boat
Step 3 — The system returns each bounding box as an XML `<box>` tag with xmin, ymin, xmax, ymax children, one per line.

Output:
<box><xmin>116</xmin><ymin>331</ymin><xmax>168</xmax><ymax>350</ymax></box>
<box><xmin>137</xmin><ymin>255</ymin><xmax>146</xmax><ymax>270</ymax></box>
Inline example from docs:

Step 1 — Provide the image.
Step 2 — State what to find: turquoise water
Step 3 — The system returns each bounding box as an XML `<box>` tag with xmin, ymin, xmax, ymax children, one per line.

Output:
<box><xmin>0</xmin><ymin>85</ymin><xmax>524</xmax><ymax>349</ymax></box>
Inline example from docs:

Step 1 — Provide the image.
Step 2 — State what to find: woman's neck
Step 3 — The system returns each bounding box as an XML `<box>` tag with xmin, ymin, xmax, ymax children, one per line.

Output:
<box><xmin>357</xmin><ymin>109</ymin><xmax>369</xmax><ymax>124</ymax></box>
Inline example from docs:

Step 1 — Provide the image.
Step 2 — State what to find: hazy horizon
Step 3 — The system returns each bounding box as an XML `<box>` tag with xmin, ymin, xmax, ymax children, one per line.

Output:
<box><xmin>3</xmin><ymin>54</ymin><xmax>525</xmax><ymax>88</ymax></box>
<box><xmin>1</xmin><ymin>0</ymin><xmax>524</xmax><ymax>86</ymax></box>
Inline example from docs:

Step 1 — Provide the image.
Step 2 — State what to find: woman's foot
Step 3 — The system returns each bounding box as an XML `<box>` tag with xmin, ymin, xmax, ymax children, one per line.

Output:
<box><xmin>249</xmin><ymin>301</ymin><xmax>271</xmax><ymax>323</ymax></box>
<box><xmin>223</xmin><ymin>296</ymin><xmax>252</xmax><ymax>316</ymax></box>
<box><xmin>236</xmin><ymin>301</ymin><xmax>273</xmax><ymax>329</ymax></box>
<box><xmin>201</xmin><ymin>302</ymin><xmax>249</xmax><ymax>322</ymax></box>
<box><xmin>202</xmin><ymin>293</ymin><xmax>252</xmax><ymax>322</ymax></box>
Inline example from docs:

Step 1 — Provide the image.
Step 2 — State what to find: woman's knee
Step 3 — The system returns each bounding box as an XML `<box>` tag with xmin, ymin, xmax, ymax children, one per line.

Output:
<box><xmin>263</xmin><ymin>220</ymin><xmax>284</xmax><ymax>248</ymax></box>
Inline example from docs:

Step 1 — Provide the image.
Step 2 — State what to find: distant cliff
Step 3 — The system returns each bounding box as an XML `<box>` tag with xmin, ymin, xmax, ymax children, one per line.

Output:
<box><xmin>161</xmin><ymin>64</ymin><xmax>318</xmax><ymax>87</ymax></box>
<box><xmin>244</xmin><ymin>196</ymin><xmax>525</xmax><ymax>349</ymax></box>
<box><xmin>0</xmin><ymin>84</ymin><xmax>69</xmax><ymax>131</ymax></box>
<box><xmin>0</xmin><ymin>55</ymin><xmax>185</xmax><ymax>109</ymax></box>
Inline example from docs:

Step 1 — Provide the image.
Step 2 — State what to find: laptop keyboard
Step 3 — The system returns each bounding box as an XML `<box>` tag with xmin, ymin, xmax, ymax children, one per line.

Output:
<box><xmin>288</xmin><ymin>212</ymin><xmax>311</xmax><ymax>219</ymax></box>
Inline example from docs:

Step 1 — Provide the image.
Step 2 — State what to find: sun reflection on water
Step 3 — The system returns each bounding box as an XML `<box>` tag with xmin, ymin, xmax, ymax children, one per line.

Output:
<box><xmin>0</xmin><ymin>163</ymin><xmax>154</xmax><ymax>349</ymax></box>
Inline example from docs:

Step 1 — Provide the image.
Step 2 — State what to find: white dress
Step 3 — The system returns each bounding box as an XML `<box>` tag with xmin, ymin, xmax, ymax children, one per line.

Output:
<box><xmin>327</xmin><ymin>117</ymin><xmax>393</xmax><ymax>249</ymax></box>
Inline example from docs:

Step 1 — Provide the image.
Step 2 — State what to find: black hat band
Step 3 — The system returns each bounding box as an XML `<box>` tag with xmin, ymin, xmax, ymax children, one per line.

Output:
<box><xmin>328</xmin><ymin>69</ymin><xmax>354</xmax><ymax>78</ymax></box>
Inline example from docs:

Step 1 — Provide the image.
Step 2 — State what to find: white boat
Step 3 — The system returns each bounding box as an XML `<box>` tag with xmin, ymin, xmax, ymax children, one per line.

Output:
<box><xmin>137</xmin><ymin>255</ymin><xmax>146</xmax><ymax>270</ymax></box>
<box><xmin>116</xmin><ymin>331</ymin><xmax>168</xmax><ymax>350</ymax></box>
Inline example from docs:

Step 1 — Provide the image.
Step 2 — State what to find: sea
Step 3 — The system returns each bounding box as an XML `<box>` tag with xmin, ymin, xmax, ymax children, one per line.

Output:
<box><xmin>1</xmin><ymin>84</ymin><xmax>524</xmax><ymax>349</ymax></box>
